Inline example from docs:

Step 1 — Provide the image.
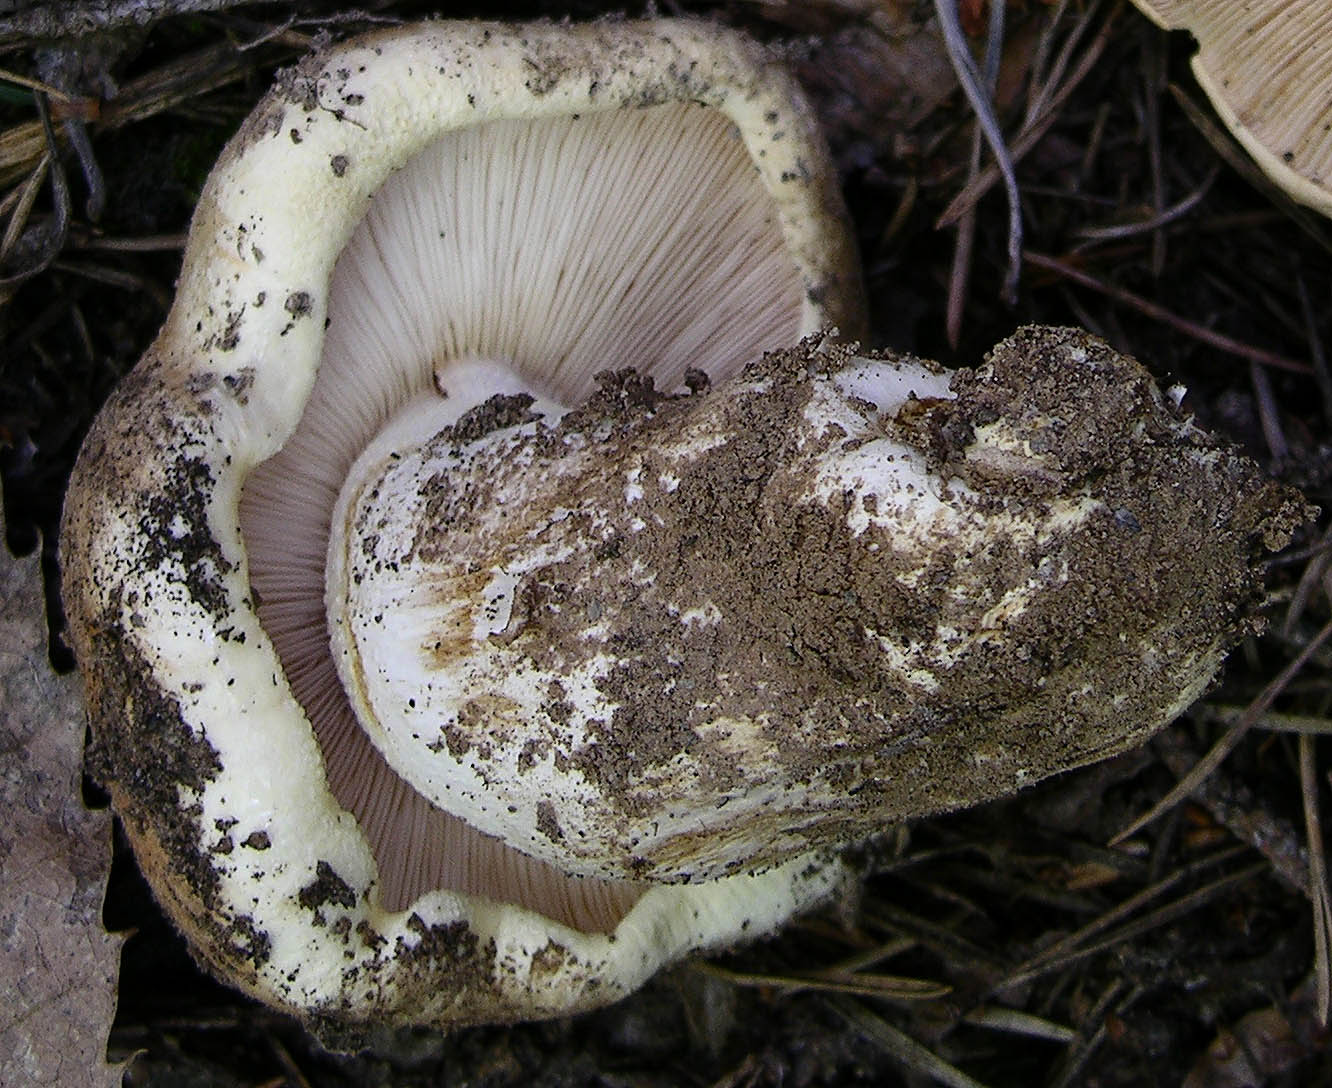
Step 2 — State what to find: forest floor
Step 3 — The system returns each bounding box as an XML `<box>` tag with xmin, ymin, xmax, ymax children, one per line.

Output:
<box><xmin>2</xmin><ymin>1</ymin><xmax>1330</xmax><ymax>1085</ymax></box>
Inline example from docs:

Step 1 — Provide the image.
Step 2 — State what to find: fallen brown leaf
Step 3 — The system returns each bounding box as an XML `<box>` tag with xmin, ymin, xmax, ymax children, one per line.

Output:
<box><xmin>0</xmin><ymin>492</ymin><xmax>121</xmax><ymax>1087</ymax></box>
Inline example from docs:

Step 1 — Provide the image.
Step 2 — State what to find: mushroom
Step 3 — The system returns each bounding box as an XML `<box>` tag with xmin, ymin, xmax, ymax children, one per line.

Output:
<box><xmin>1128</xmin><ymin>0</ymin><xmax>1332</xmax><ymax>215</ymax></box>
<box><xmin>60</xmin><ymin>20</ymin><xmax>1311</xmax><ymax>1032</ymax></box>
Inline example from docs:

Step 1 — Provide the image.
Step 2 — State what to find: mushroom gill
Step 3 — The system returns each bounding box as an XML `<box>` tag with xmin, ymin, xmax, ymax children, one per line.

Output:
<box><xmin>238</xmin><ymin>101</ymin><xmax>806</xmax><ymax>932</ymax></box>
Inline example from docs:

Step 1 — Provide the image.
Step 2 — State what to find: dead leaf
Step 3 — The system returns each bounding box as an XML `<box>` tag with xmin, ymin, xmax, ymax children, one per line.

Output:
<box><xmin>0</xmin><ymin>495</ymin><xmax>121</xmax><ymax>1087</ymax></box>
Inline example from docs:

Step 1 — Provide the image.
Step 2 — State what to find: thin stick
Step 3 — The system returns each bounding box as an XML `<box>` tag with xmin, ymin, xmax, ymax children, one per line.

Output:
<box><xmin>70</xmin><ymin>231</ymin><xmax>187</xmax><ymax>252</ymax></box>
<box><xmin>1142</xmin><ymin>32</ymin><xmax>1167</xmax><ymax>277</ymax></box>
<box><xmin>696</xmin><ymin>961</ymin><xmax>951</xmax><ymax>1002</ymax></box>
<box><xmin>1111</xmin><ymin>617</ymin><xmax>1332</xmax><ymax>845</ymax></box>
<box><xmin>0</xmin><ymin>94</ymin><xmax>69</xmax><ymax>291</ymax></box>
<box><xmin>0</xmin><ymin>69</ymin><xmax>72</xmax><ymax>101</ymax></box>
<box><xmin>997</xmin><ymin>846</ymin><xmax>1244</xmax><ymax>991</ymax></box>
<box><xmin>946</xmin><ymin>0</ymin><xmax>1008</xmax><ymax>345</ymax></box>
<box><xmin>1073</xmin><ymin>168</ymin><xmax>1216</xmax><ymax>242</ymax></box>
<box><xmin>826</xmin><ymin>997</ymin><xmax>991</xmax><ymax>1088</ymax></box>
<box><xmin>1282</xmin><ymin>526</ymin><xmax>1332</xmax><ymax>637</ymax></box>
<box><xmin>0</xmin><ymin>153</ymin><xmax>47</xmax><ymax>264</ymax></box>
<box><xmin>1250</xmin><ymin>359</ymin><xmax>1289</xmax><ymax>461</ymax></box>
<box><xmin>1005</xmin><ymin>862</ymin><xmax>1267</xmax><ymax>990</ymax></box>
<box><xmin>937</xmin><ymin>6</ymin><xmax>1116</xmax><ymax>229</ymax></box>
<box><xmin>1155</xmin><ymin>725</ymin><xmax>1309</xmax><ymax>894</ymax></box>
<box><xmin>934</xmin><ymin>0</ymin><xmax>1021</xmax><ymax>302</ymax></box>
<box><xmin>962</xmin><ymin>1006</ymin><xmax>1076</xmax><ymax>1044</ymax></box>
<box><xmin>1024</xmin><ymin>0</ymin><xmax>1100</xmax><ymax>127</ymax></box>
<box><xmin>1025</xmin><ymin>251</ymin><xmax>1313</xmax><ymax>375</ymax></box>
<box><xmin>1301</xmin><ymin>732</ymin><xmax>1331</xmax><ymax>1024</ymax></box>
<box><xmin>1207</xmin><ymin>705</ymin><xmax>1332</xmax><ymax>736</ymax></box>
<box><xmin>1295</xmin><ymin>271</ymin><xmax>1332</xmax><ymax>427</ymax></box>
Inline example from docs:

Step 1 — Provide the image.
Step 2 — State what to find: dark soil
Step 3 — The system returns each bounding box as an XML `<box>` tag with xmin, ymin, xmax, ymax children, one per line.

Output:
<box><xmin>3</xmin><ymin>1</ymin><xmax>1330</xmax><ymax>1085</ymax></box>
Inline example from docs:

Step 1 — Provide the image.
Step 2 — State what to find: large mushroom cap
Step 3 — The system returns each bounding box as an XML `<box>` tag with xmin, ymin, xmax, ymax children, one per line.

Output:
<box><xmin>60</xmin><ymin>18</ymin><xmax>864</xmax><ymax>1029</ymax></box>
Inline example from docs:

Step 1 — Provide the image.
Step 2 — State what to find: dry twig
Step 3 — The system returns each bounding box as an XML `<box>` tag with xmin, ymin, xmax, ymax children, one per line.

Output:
<box><xmin>1112</xmin><ymin>618</ymin><xmax>1332</xmax><ymax>845</ymax></box>
<box><xmin>1025</xmin><ymin>250</ymin><xmax>1314</xmax><ymax>375</ymax></box>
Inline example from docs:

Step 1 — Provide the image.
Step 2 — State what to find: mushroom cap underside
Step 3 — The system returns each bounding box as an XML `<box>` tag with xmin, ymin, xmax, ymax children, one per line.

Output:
<box><xmin>1130</xmin><ymin>0</ymin><xmax>1332</xmax><ymax>215</ymax></box>
<box><xmin>60</xmin><ymin>17</ymin><xmax>865</xmax><ymax>1028</ymax></box>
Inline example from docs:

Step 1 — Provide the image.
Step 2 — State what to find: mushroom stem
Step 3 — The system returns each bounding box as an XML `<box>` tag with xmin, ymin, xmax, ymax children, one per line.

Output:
<box><xmin>323</xmin><ymin>328</ymin><xmax>1302</xmax><ymax>889</ymax></box>
<box><xmin>327</xmin><ymin>357</ymin><xmax>567</xmax><ymax>747</ymax></box>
